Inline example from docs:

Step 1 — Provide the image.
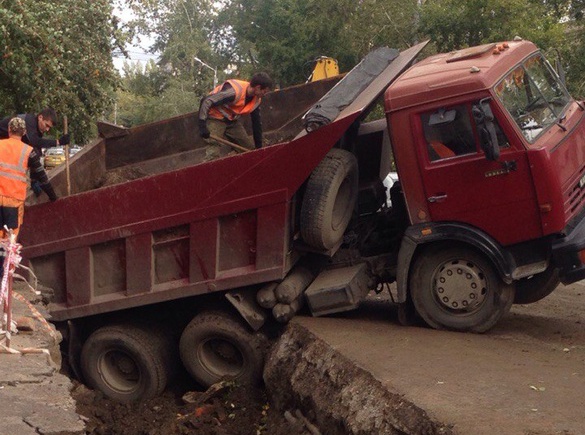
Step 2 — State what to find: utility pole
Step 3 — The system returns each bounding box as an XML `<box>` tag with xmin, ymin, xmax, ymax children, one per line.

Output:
<box><xmin>194</xmin><ymin>56</ymin><xmax>218</xmax><ymax>88</ymax></box>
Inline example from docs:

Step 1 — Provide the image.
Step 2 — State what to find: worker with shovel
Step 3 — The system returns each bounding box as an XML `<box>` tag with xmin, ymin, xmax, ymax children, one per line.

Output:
<box><xmin>198</xmin><ymin>72</ymin><xmax>273</xmax><ymax>161</ymax></box>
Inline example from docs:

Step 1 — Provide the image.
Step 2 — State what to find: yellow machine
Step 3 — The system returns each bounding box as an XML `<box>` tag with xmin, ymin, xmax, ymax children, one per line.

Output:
<box><xmin>309</xmin><ymin>56</ymin><xmax>340</xmax><ymax>82</ymax></box>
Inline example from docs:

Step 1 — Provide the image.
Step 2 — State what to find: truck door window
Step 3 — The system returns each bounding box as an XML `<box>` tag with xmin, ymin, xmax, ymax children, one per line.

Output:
<box><xmin>472</xmin><ymin>99</ymin><xmax>511</xmax><ymax>155</ymax></box>
<box><xmin>494</xmin><ymin>53</ymin><xmax>570</xmax><ymax>143</ymax></box>
<box><xmin>422</xmin><ymin>105</ymin><xmax>476</xmax><ymax>161</ymax></box>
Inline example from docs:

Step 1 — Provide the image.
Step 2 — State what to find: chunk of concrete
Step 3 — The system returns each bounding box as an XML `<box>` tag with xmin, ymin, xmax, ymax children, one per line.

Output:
<box><xmin>264</xmin><ymin>321</ymin><xmax>451</xmax><ymax>435</ymax></box>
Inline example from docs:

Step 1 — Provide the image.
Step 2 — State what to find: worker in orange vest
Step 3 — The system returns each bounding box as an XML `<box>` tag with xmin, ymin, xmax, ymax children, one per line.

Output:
<box><xmin>198</xmin><ymin>72</ymin><xmax>273</xmax><ymax>161</ymax></box>
<box><xmin>0</xmin><ymin>117</ymin><xmax>57</xmax><ymax>240</ymax></box>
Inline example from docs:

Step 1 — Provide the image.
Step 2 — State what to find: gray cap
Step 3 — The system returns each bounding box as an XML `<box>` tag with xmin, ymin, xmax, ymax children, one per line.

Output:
<box><xmin>8</xmin><ymin>117</ymin><xmax>26</xmax><ymax>136</ymax></box>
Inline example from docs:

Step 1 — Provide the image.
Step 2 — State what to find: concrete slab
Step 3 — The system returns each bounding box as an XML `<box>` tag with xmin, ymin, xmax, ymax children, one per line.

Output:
<box><xmin>266</xmin><ymin>283</ymin><xmax>585</xmax><ymax>434</ymax></box>
<box><xmin>0</xmin><ymin>283</ymin><xmax>85</xmax><ymax>435</ymax></box>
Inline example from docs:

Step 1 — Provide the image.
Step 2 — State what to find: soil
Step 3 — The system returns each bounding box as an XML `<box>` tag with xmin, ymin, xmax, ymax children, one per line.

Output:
<box><xmin>72</xmin><ymin>377</ymin><xmax>293</xmax><ymax>435</ymax></box>
<box><xmin>97</xmin><ymin>167</ymin><xmax>149</xmax><ymax>188</ymax></box>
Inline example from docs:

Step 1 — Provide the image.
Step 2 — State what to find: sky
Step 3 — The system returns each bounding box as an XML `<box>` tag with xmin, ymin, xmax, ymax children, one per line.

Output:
<box><xmin>112</xmin><ymin>4</ymin><xmax>158</xmax><ymax>73</ymax></box>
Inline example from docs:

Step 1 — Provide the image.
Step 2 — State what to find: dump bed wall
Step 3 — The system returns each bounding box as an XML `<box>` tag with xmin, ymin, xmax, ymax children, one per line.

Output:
<box><xmin>25</xmin><ymin>138</ymin><xmax>107</xmax><ymax>206</ymax></box>
<box><xmin>19</xmin><ymin>115</ymin><xmax>358</xmax><ymax>321</ymax></box>
<box><xmin>104</xmin><ymin>77</ymin><xmax>342</xmax><ymax>169</ymax></box>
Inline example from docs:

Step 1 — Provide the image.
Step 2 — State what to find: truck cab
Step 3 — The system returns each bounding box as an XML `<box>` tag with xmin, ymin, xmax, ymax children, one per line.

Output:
<box><xmin>381</xmin><ymin>40</ymin><xmax>585</xmax><ymax>330</ymax></box>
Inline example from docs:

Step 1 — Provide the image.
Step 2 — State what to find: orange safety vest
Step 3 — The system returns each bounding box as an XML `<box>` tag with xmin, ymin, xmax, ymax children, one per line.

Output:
<box><xmin>0</xmin><ymin>137</ymin><xmax>32</xmax><ymax>201</ymax></box>
<box><xmin>208</xmin><ymin>79</ymin><xmax>262</xmax><ymax>121</ymax></box>
<box><xmin>429</xmin><ymin>140</ymin><xmax>455</xmax><ymax>159</ymax></box>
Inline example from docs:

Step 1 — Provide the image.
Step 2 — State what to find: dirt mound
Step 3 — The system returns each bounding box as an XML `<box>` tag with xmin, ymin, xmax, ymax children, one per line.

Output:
<box><xmin>72</xmin><ymin>380</ymin><xmax>295</xmax><ymax>435</ymax></box>
<box><xmin>97</xmin><ymin>167</ymin><xmax>149</xmax><ymax>188</ymax></box>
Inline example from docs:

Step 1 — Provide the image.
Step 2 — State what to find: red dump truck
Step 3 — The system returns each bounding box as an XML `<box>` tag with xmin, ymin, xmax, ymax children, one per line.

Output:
<box><xmin>20</xmin><ymin>39</ymin><xmax>585</xmax><ymax>402</ymax></box>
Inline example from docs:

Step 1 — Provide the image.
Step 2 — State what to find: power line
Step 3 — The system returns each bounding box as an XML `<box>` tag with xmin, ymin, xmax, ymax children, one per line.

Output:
<box><xmin>113</xmin><ymin>50</ymin><xmax>157</xmax><ymax>56</ymax></box>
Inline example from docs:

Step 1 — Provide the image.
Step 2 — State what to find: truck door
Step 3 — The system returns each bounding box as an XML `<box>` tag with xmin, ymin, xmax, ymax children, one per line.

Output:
<box><xmin>417</xmin><ymin>101</ymin><xmax>541</xmax><ymax>246</ymax></box>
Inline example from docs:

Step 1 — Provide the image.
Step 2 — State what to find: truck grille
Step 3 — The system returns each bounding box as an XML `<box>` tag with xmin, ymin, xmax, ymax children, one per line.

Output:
<box><xmin>565</xmin><ymin>166</ymin><xmax>585</xmax><ymax>221</ymax></box>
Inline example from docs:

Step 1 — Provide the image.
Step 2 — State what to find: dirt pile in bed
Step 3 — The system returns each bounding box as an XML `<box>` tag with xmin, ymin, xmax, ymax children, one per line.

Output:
<box><xmin>96</xmin><ymin>167</ymin><xmax>150</xmax><ymax>188</ymax></box>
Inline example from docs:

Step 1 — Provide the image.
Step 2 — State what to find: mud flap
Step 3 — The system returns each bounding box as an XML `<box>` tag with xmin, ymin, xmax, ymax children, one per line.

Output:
<box><xmin>225</xmin><ymin>288</ymin><xmax>268</xmax><ymax>331</ymax></box>
<box><xmin>66</xmin><ymin>320</ymin><xmax>84</xmax><ymax>381</ymax></box>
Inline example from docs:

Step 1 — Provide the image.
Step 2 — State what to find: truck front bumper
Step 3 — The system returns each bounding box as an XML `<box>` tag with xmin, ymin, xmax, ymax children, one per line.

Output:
<box><xmin>552</xmin><ymin>213</ymin><xmax>585</xmax><ymax>284</ymax></box>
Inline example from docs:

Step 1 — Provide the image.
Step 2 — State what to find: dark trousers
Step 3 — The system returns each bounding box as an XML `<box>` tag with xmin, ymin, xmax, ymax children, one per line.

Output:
<box><xmin>204</xmin><ymin>119</ymin><xmax>254</xmax><ymax>161</ymax></box>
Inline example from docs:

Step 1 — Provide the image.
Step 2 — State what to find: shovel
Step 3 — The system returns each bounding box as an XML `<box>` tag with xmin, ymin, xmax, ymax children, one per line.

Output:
<box><xmin>209</xmin><ymin>134</ymin><xmax>251</xmax><ymax>153</ymax></box>
<box><xmin>63</xmin><ymin>116</ymin><xmax>71</xmax><ymax>196</ymax></box>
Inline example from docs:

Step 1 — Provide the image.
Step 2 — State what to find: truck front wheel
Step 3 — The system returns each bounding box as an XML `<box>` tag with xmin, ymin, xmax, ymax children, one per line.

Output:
<box><xmin>410</xmin><ymin>244</ymin><xmax>514</xmax><ymax>333</ymax></box>
<box><xmin>179</xmin><ymin>311</ymin><xmax>265</xmax><ymax>388</ymax></box>
<box><xmin>80</xmin><ymin>324</ymin><xmax>172</xmax><ymax>403</ymax></box>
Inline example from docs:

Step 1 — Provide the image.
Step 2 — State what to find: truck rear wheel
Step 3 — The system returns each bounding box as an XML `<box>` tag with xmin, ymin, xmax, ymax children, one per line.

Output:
<box><xmin>179</xmin><ymin>311</ymin><xmax>265</xmax><ymax>388</ymax></box>
<box><xmin>410</xmin><ymin>244</ymin><xmax>514</xmax><ymax>333</ymax></box>
<box><xmin>301</xmin><ymin>148</ymin><xmax>358</xmax><ymax>250</ymax></box>
<box><xmin>80</xmin><ymin>324</ymin><xmax>172</xmax><ymax>403</ymax></box>
<box><xmin>514</xmin><ymin>267</ymin><xmax>560</xmax><ymax>304</ymax></box>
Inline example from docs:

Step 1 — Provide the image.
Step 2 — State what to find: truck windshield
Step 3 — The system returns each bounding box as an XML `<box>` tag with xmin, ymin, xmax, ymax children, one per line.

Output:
<box><xmin>494</xmin><ymin>53</ymin><xmax>570</xmax><ymax>143</ymax></box>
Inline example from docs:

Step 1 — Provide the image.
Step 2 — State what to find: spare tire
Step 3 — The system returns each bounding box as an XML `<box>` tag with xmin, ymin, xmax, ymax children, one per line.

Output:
<box><xmin>301</xmin><ymin>148</ymin><xmax>358</xmax><ymax>250</ymax></box>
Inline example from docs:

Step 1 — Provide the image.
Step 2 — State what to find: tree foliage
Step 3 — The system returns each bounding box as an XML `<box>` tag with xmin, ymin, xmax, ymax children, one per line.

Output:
<box><xmin>109</xmin><ymin>0</ymin><xmax>224</xmax><ymax>126</ymax></box>
<box><xmin>5</xmin><ymin>0</ymin><xmax>583</xmax><ymax>136</ymax></box>
<box><xmin>560</xmin><ymin>1</ymin><xmax>585</xmax><ymax>97</ymax></box>
<box><xmin>0</xmin><ymin>0</ymin><xmax>125</xmax><ymax>143</ymax></box>
<box><xmin>215</xmin><ymin>0</ymin><xmax>357</xmax><ymax>86</ymax></box>
<box><xmin>419</xmin><ymin>0</ymin><xmax>565</xmax><ymax>52</ymax></box>
<box><xmin>418</xmin><ymin>0</ymin><xmax>584</xmax><ymax>96</ymax></box>
<box><xmin>214</xmin><ymin>0</ymin><xmax>421</xmax><ymax>86</ymax></box>
<box><xmin>114</xmin><ymin>59</ymin><xmax>202</xmax><ymax>126</ymax></box>
<box><xmin>125</xmin><ymin>0</ymin><xmax>221</xmax><ymax>91</ymax></box>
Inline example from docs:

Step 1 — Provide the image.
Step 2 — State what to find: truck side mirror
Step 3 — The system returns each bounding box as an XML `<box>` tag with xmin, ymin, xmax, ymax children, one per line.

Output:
<box><xmin>429</xmin><ymin>108</ymin><xmax>457</xmax><ymax>126</ymax></box>
<box><xmin>473</xmin><ymin>98</ymin><xmax>500</xmax><ymax>161</ymax></box>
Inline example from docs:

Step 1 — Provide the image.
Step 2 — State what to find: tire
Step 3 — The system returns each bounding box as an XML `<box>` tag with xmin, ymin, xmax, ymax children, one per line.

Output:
<box><xmin>410</xmin><ymin>244</ymin><xmax>515</xmax><ymax>333</ymax></box>
<box><xmin>80</xmin><ymin>324</ymin><xmax>172</xmax><ymax>403</ymax></box>
<box><xmin>179</xmin><ymin>311</ymin><xmax>265</xmax><ymax>388</ymax></box>
<box><xmin>301</xmin><ymin>148</ymin><xmax>358</xmax><ymax>250</ymax></box>
<box><xmin>514</xmin><ymin>267</ymin><xmax>560</xmax><ymax>304</ymax></box>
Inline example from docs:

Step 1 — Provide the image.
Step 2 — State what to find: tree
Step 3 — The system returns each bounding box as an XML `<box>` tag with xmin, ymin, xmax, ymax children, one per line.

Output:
<box><xmin>125</xmin><ymin>0</ymin><xmax>220</xmax><ymax>92</ymax></box>
<box><xmin>213</xmin><ymin>0</ymin><xmax>422</xmax><ymax>87</ymax></box>
<box><xmin>419</xmin><ymin>0</ymin><xmax>565</xmax><ymax>53</ymax></box>
<box><xmin>114</xmin><ymin>60</ymin><xmax>201</xmax><ymax>126</ymax></box>
<box><xmin>418</xmin><ymin>0</ymin><xmax>584</xmax><ymax>97</ymax></box>
<box><xmin>109</xmin><ymin>0</ymin><xmax>223</xmax><ymax>126</ymax></box>
<box><xmin>115</xmin><ymin>0</ymin><xmax>585</xmax><ymax>128</ymax></box>
<box><xmin>560</xmin><ymin>0</ymin><xmax>585</xmax><ymax>97</ymax></box>
<box><xmin>0</xmin><ymin>0</ymin><xmax>125</xmax><ymax>143</ymax></box>
<box><xmin>343</xmin><ymin>0</ymin><xmax>422</xmax><ymax>53</ymax></box>
<box><xmin>218</xmin><ymin>0</ymin><xmax>358</xmax><ymax>86</ymax></box>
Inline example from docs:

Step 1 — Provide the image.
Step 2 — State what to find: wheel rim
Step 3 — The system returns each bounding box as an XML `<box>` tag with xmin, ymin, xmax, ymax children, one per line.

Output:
<box><xmin>432</xmin><ymin>258</ymin><xmax>488</xmax><ymax>314</ymax></box>
<box><xmin>97</xmin><ymin>349</ymin><xmax>140</xmax><ymax>394</ymax></box>
<box><xmin>198</xmin><ymin>337</ymin><xmax>244</xmax><ymax>378</ymax></box>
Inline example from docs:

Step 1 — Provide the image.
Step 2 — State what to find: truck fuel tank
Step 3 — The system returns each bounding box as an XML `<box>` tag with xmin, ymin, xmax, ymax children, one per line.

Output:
<box><xmin>305</xmin><ymin>264</ymin><xmax>370</xmax><ymax>316</ymax></box>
